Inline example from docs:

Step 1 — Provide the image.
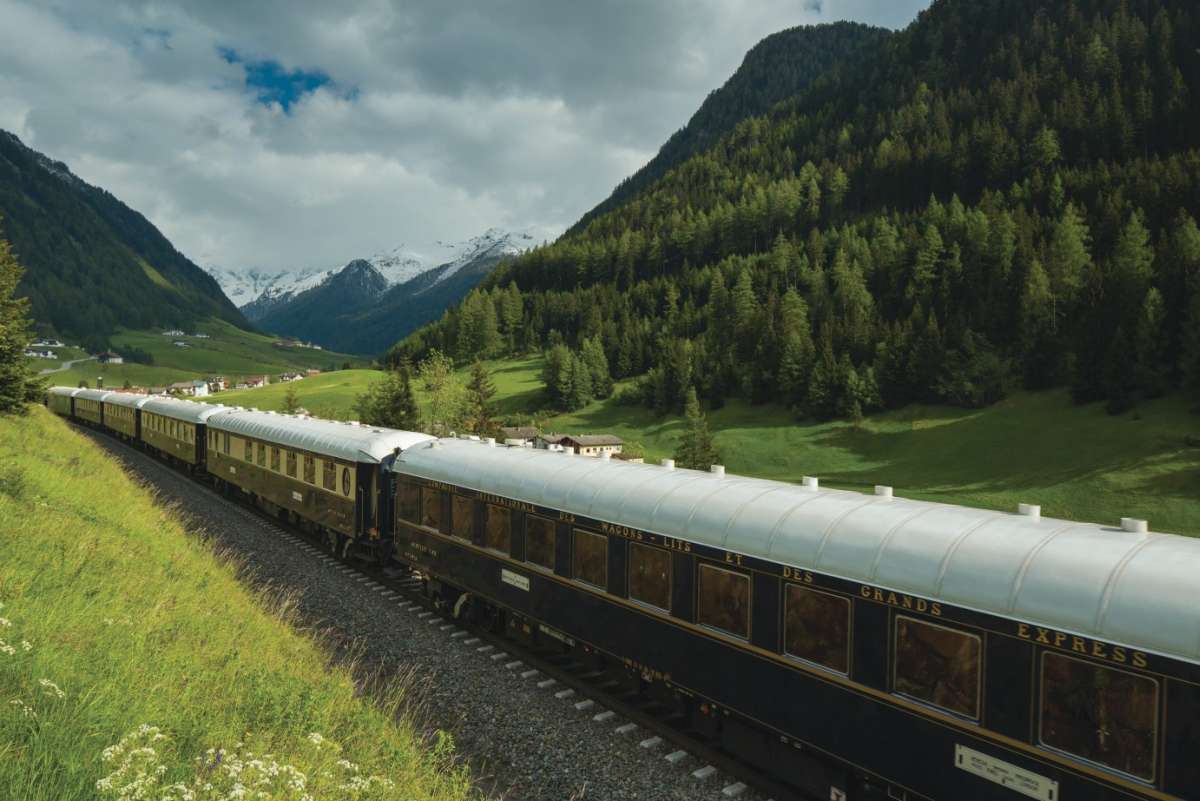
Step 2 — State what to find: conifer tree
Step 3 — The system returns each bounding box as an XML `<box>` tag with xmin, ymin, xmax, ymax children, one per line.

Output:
<box><xmin>0</xmin><ymin>227</ymin><xmax>40</xmax><ymax>414</ymax></box>
<box><xmin>674</xmin><ymin>387</ymin><xmax>719</xmax><ymax>470</ymax></box>
<box><xmin>461</xmin><ymin>360</ymin><xmax>500</xmax><ymax>437</ymax></box>
<box><xmin>282</xmin><ymin>383</ymin><xmax>300</xmax><ymax>414</ymax></box>
<box><xmin>353</xmin><ymin>366</ymin><xmax>421</xmax><ymax>431</ymax></box>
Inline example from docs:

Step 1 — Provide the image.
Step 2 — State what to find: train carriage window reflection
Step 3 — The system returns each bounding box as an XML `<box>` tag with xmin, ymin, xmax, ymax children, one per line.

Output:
<box><xmin>286</xmin><ymin>450</ymin><xmax>297</xmax><ymax>478</ymax></box>
<box><xmin>1040</xmin><ymin>653</ymin><xmax>1158</xmax><ymax>781</ymax></box>
<box><xmin>341</xmin><ymin>468</ymin><xmax>351</xmax><ymax>496</ymax></box>
<box><xmin>451</xmin><ymin>495</ymin><xmax>474</xmax><ymax>541</ymax></box>
<box><xmin>573</xmin><ymin>529</ymin><xmax>607</xmax><ymax>589</ymax></box>
<box><xmin>894</xmin><ymin>616</ymin><xmax>981</xmax><ymax>719</ymax></box>
<box><xmin>525</xmin><ymin>515</ymin><xmax>556</xmax><ymax>570</ymax></box>
<box><xmin>420</xmin><ymin>487</ymin><xmax>443</xmax><ymax>530</ymax></box>
<box><xmin>271</xmin><ymin>447</ymin><xmax>281</xmax><ymax>472</ymax></box>
<box><xmin>244</xmin><ymin>439</ymin><xmax>253</xmax><ymax>460</ymax></box>
<box><xmin>223</xmin><ymin>432</ymin><xmax>230</xmax><ymax>455</ymax></box>
<box><xmin>484</xmin><ymin>504</ymin><xmax>510</xmax><ymax>553</ymax></box>
<box><xmin>628</xmin><ymin>543</ymin><xmax>671</xmax><ymax>610</ymax></box>
<box><xmin>303</xmin><ymin>455</ymin><xmax>315</xmax><ymax>485</ymax></box>
<box><xmin>322</xmin><ymin>460</ymin><xmax>337</xmax><ymax>492</ymax></box>
<box><xmin>697</xmin><ymin>564</ymin><xmax>750</xmax><ymax>639</ymax></box>
<box><xmin>398</xmin><ymin>481</ymin><xmax>420</xmax><ymax>523</ymax></box>
<box><xmin>257</xmin><ymin>443</ymin><xmax>267</xmax><ymax>467</ymax></box>
<box><xmin>784</xmin><ymin>585</ymin><xmax>850</xmax><ymax>673</ymax></box>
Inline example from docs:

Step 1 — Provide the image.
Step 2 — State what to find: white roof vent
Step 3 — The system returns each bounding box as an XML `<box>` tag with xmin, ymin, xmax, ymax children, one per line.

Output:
<box><xmin>1018</xmin><ymin>503</ymin><xmax>1041</xmax><ymax>522</ymax></box>
<box><xmin>662</xmin><ymin>458</ymin><xmax>675</xmax><ymax>470</ymax></box>
<box><xmin>802</xmin><ymin>476</ymin><xmax>819</xmax><ymax>490</ymax></box>
<box><xmin>485</xmin><ymin>437</ymin><xmax>496</xmax><ymax>447</ymax></box>
<box><xmin>710</xmin><ymin>464</ymin><xmax>725</xmax><ymax>476</ymax></box>
<box><xmin>1120</xmin><ymin>517</ymin><xmax>1148</xmax><ymax>534</ymax></box>
<box><xmin>874</xmin><ymin>485</ymin><xmax>893</xmax><ymax>499</ymax></box>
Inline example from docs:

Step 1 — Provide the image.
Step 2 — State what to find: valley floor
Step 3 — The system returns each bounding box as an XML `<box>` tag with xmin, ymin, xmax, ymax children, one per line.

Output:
<box><xmin>0</xmin><ymin>407</ymin><xmax>477</xmax><ymax>801</ymax></box>
<box><xmin>213</xmin><ymin>355</ymin><xmax>1200</xmax><ymax>537</ymax></box>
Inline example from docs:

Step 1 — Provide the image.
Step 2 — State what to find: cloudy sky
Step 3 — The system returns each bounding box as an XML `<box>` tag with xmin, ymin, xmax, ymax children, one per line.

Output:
<box><xmin>0</xmin><ymin>0</ymin><xmax>927</xmax><ymax>274</ymax></box>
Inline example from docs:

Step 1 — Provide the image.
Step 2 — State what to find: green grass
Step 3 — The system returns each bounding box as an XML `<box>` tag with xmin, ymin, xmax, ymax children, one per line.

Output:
<box><xmin>213</xmin><ymin>369</ymin><xmax>385</xmax><ymax>418</ymax></box>
<box><xmin>204</xmin><ymin>354</ymin><xmax>1200</xmax><ymax>536</ymax></box>
<box><xmin>0</xmin><ymin>408</ymin><xmax>478</xmax><ymax>801</ymax></box>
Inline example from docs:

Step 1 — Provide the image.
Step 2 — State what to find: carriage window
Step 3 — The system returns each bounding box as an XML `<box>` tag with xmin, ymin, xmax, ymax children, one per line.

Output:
<box><xmin>451</xmin><ymin>495</ymin><xmax>474</xmax><ymax>541</ymax></box>
<box><xmin>420</xmin><ymin>487</ymin><xmax>443</xmax><ymax>530</ymax></box>
<box><xmin>271</xmin><ymin>447</ymin><xmax>281</xmax><ymax>472</ymax></box>
<box><xmin>223</xmin><ymin>432</ymin><xmax>230</xmax><ymax>455</ymax></box>
<box><xmin>303</xmin><ymin>455</ymin><xmax>315</xmax><ymax>484</ymax></box>
<box><xmin>341</xmin><ymin>468</ymin><xmax>351</xmax><ymax>496</ymax></box>
<box><xmin>244</xmin><ymin>439</ymin><xmax>253</xmax><ymax>460</ymax></box>
<box><xmin>286</xmin><ymin>450</ymin><xmax>297</xmax><ymax>477</ymax></box>
<box><xmin>484</xmin><ymin>504</ymin><xmax>510</xmax><ymax>553</ymax></box>
<box><xmin>322</xmin><ymin>460</ymin><xmax>337</xmax><ymax>492</ymax></box>
<box><xmin>573</xmin><ymin>529</ymin><xmax>607</xmax><ymax>589</ymax></box>
<box><xmin>398</xmin><ymin>481</ymin><xmax>420</xmax><ymax>523</ymax></box>
<box><xmin>894</xmin><ymin>616</ymin><xmax>981</xmax><ymax>719</ymax></box>
<box><xmin>1040</xmin><ymin>653</ymin><xmax>1158</xmax><ymax>781</ymax></box>
<box><xmin>257</xmin><ymin>443</ymin><xmax>267</xmax><ymax>467</ymax></box>
<box><xmin>629</xmin><ymin>543</ymin><xmax>671</xmax><ymax>610</ymax></box>
<box><xmin>697</xmin><ymin>564</ymin><xmax>750</xmax><ymax>639</ymax></box>
<box><xmin>525</xmin><ymin>515</ymin><xmax>556</xmax><ymax>570</ymax></box>
<box><xmin>784</xmin><ymin>585</ymin><xmax>850</xmax><ymax>673</ymax></box>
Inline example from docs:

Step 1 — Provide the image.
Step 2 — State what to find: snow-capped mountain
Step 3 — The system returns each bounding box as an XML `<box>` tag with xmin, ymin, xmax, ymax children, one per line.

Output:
<box><xmin>209</xmin><ymin>227</ymin><xmax>537</xmax><ymax>353</ymax></box>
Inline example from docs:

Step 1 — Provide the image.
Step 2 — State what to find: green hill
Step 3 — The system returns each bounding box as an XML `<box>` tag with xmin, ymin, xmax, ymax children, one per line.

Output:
<box><xmin>0</xmin><ymin>407</ymin><xmax>476</xmax><ymax>801</ymax></box>
<box><xmin>395</xmin><ymin>0</ymin><xmax>1200</xmax><ymax>421</ymax></box>
<box><xmin>214</xmin><ymin>354</ymin><xmax>1200</xmax><ymax>537</ymax></box>
<box><xmin>0</xmin><ymin>130</ymin><xmax>251</xmax><ymax>349</ymax></box>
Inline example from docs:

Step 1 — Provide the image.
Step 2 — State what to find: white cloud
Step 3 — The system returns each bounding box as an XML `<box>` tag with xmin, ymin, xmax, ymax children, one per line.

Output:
<box><xmin>0</xmin><ymin>0</ymin><xmax>927</xmax><ymax>273</ymax></box>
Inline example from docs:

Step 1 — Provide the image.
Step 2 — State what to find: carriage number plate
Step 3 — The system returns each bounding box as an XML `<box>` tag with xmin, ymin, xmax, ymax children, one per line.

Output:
<box><xmin>956</xmin><ymin>745</ymin><xmax>1058</xmax><ymax>801</ymax></box>
<box><xmin>501</xmin><ymin>569</ymin><xmax>529</xmax><ymax>592</ymax></box>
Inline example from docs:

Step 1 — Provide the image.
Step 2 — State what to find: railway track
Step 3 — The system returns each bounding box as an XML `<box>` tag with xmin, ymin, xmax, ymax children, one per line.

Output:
<box><xmin>81</xmin><ymin>424</ymin><xmax>805</xmax><ymax>801</ymax></box>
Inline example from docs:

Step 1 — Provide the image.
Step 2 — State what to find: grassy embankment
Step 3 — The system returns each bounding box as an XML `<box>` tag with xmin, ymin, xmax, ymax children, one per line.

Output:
<box><xmin>213</xmin><ymin>355</ymin><xmax>1200</xmax><ymax>536</ymax></box>
<box><xmin>46</xmin><ymin>318</ymin><xmax>365</xmax><ymax>389</ymax></box>
<box><xmin>0</xmin><ymin>407</ymin><xmax>477</xmax><ymax>801</ymax></box>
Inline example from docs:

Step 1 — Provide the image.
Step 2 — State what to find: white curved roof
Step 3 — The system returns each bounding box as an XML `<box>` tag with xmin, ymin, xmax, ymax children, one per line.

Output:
<box><xmin>140</xmin><ymin>397</ymin><xmax>229</xmax><ymax>424</ymax></box>
<box><xmin>74</xmin><ymin>389</ymin><xmax>114</xmax><ymax>403</ymax></box>
<box><xmin>395</xmin><ymin>439</ymin><xmax>1200</xmax><ymax>665</ymax></box>
<box><xmin>103</xmin><ymin>391</ymin><xmax>155</xmax><ymax>409</ymax></box>
<box><xmin>48</xmin><ymin>386</ymin><xmax>84</xmax><ymax>397</ymax></box>
<box><xmin>208</xmin><ymin>410</ymin><xmax>434</xmax><ymax>463</ymax></box>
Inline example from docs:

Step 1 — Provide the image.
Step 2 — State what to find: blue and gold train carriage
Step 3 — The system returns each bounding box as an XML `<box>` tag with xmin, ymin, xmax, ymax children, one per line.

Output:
<box><xmin>102</xmin><ymin>392</ymin><xmax>153</xmax><ymax>440</ymax></box>
<box><xmin>71</xmin><ymin>388</ymin><xmax>113</xmax><ymax>427</ymax></box>
<box><xmin>388</xmin><ymin>438</ymin><xmax>1200</xmax><ymax>801</ymax></box>
<box><xmin>138</xmin><ymin>396</ymin><xmax>227</xmax><ymax>468</ymax></box>
<box><xmin>206</xmin><ymin>410</ymin><xmax>432</xmax><ymax>555</ymax></box>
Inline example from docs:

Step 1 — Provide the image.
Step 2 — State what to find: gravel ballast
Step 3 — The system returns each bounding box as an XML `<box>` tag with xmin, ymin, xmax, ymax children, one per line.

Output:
<box><xmin>88</xmin><ymin>433</ymin><xmax>771</xmax><ymax>801</ymax></box>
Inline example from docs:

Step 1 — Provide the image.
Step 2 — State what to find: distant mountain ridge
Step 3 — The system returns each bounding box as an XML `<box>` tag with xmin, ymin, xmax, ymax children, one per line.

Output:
<box><xmin>211</xmin><ymin>227</ymin><xmax>534</xmax><ymax>354</ymax></box>
<box><xmin>0</xmin><ymin>130</ymin><xmax>250</xmax><ymax>348</ymax></box>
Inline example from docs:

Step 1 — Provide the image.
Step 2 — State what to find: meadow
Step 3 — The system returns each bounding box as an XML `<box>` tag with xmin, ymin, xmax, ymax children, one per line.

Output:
<box><xmin>212</xmin><ymin>355</ymin><xmax>1200</xmax><ymax>536</ymax></box>
<box><xmin>0</xmin><ymin>407</ymin><xmax>478</xmax><ymax>801</ymax></box>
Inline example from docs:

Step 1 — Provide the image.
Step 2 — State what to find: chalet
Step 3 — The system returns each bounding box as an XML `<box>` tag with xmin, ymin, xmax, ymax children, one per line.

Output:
<box><xmin>24</xmin><ymin>349</ymin><xmax>55</xmax><ymax>359</ymax></box>
<box><xmin>533</xmin><ymin>433</ymin><xmax>568</xmax><ymax>450</ymax></box>
<box><xmin>244</xmin><ymin>376</ymin><xmax>268</xmax><ymax>389</ymax></box>
<box><xmin>97</xmin><ymin>351</ymin><xmax>124</xmax><ymax>364</ymax></box>
<box><xmin>278</xmin><ymin>372</ymin><xmax>304</xmax><ymax>382</ymax></box>
<box><xmin>168</xmin><ymin>380</ymin><xmax>209</xmax><ymax>397</ymax></box>
<box><xmin>32</xmin><ymin>338</ymin><xmax>64</xmax><ymax>348</ymax></box>
<box><xmin>208</xmin><ymin>377</ymin><xmax>228</xmax><ymax>393</ymax></box>
<box><xmin>161</xmin><ymin>329</ymin><xmax>184</xmax><ymax>337</ymax></box>
<box><xmin>561</xmin><ymin>434</ymin><xmax>624</xmax><ymax>457</ymax></box>
<box><xmin>191</xmin><ymin>333</ymin><xmax>210</xmax><ymax>339</ymax></box>
<box><xmin>501</xmin><ymin>426</ymin><xmax>540</xmax><ymax>446</ymax></box>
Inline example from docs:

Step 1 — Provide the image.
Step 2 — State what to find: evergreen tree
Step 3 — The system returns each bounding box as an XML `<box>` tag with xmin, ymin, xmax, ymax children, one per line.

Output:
<box><xmin>565</xmin><ymin>353</ymin><xmax>594</xmax><ymax>411</ymax></box>
<box><xmin>461</xmin><ymin>360</ymin><xmax>500</xmax><ymax>437</ymax></box>
<box><xmin>1180</xmin><ymin>284</ymin><xmax>1200</xmax><ymax>400</ymax></box>
<box><xmin>0</xmin><ymin>228</ymin><xmax>40</xmax><ymax>414</ymax></box>
<box><xmin>1045</xmin><ymin>204</ymin><xmax>1092</xmax><ymax>325</ymax></box>
<box><xmin>354</xmin><ymin>367</ymin><xmax>421</xmax><ymax>430</ymax></box>
<box><xmin>282</xmin><ymin>383</ymin><xmax>300</xmax><ymax>414</ymax></box>
<box><xmin>580</xmin><ymin>336</ymin><xmax>614</xmax><ymax>398</ymax></box>
<box><xmin>674</xmin><ymin>387</ymin><xmax>719</xmax><ymax>470</ymax></box>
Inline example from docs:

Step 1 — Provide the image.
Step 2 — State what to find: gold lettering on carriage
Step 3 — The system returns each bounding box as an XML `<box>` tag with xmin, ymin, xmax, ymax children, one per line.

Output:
<box><xmin>600</xmin><ymin>522</ymin><xmax>645</xmax><ymax>541</ymax></box>
<box><xmin>781</xmin><ymin>567</ymin><xmax>814</xmax><ymax>583</ymax></box>
<box><xmin>480</xmin><ymin>493</ymin><xmax>535</xmax><ymax>513</ymax></box>
<box><xmin>1016</xmin><ymin>623</ymin><xmax>1148</xmax><ymax>668</ymax></box>
<box><xmin>859</xmin><ymin>585</ymin><xmax>942</xmax><ymax>616</ymax></box>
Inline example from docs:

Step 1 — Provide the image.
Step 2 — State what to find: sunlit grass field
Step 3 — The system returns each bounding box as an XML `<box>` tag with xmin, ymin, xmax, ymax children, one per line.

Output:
<box><xmin>0</xmin><ymin>407</ymin><xmax>478</xmax><ymax>801</ymax></box>
<box><xmin>212</xmin><ymin>354</ymin><xmax>1200</xmax><ymax>535</ymax></box>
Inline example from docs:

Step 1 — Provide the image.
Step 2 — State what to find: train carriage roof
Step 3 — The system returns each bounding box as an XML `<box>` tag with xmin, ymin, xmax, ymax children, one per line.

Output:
<box><xmin>140</xmin><ymin>397</ymin><xmax>229</xmax><ymax>424</ymax></box>
<box><xmin>103</xmin><ymin>392</ymin><xmax>156</xmax><ymax>409</ymax></box>
<box><xmin>208</xmin><ymin>410</ymin><xmax>433</xmax><ymax>463</ymax></box>
<box><xmin>395</xmin><ymin>438</ymin><xmax>1200</xmax><ymax>665</ymax></box>
<box><xmin>73</xmin><ymin>389</ymin><xmax>115</xmax><ymax>402</ymax></box>
<box><xmin>47</xmin><ymin>386</ymin><xmax>85</xmax><ymax>397</ymax></box>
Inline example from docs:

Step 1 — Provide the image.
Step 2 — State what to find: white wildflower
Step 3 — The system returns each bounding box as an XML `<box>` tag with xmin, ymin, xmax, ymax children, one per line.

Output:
<box><xmin>306</xmin><ymin>732</ymin><xmax>325</xmax><ymax>747</ymax></box>
<box><xmin>103</xmin><ymin>618</ymin><xmax>115</xmax><ymax>626</ymax></box>
<box><xmin>0</xmin><ymin>640</ymin><xmax>15</xmax><ymax>656</ymax></box>
<box><xmin>20</xmin><ymin>640</ymin><xmax>31</xmax><ymax>651</ymax></box>
<box><xmin>0</xmin><ymin>617</ymin><xmax>11</xmax><ymax>627</ymax></box>
<box><xmin>38</xmin><ymin>678</ymin><xmax>65</xmax><ymax>699</ymax></box>
<box><xmin>9</xmin><ymin>698</ymin><xmax>35</xmax><ymax>718</ymax></box>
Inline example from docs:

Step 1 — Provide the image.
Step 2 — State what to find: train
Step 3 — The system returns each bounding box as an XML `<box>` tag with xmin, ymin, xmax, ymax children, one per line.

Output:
<box><xmin>47</xmin><ymin>385</ymin><xmax>1200</xmax><ymax>801</ymax></box>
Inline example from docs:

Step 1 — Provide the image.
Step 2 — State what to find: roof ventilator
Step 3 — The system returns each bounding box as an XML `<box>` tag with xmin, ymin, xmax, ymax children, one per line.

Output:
<box><xmin>802</xmin><ymin>476</ymin><xmax>819</xmax><ymax>491</ymax></box>
<box><xmin>485</xmin><ymin>437</ymin><xmax>496</xmax><ymax>447</ymax></box>
<box><xmin>874</xmin><ymin>485</ymin><xmax>893</xmax><ymax>499</ymax></box>
<box><xmin>1120</xmin><ymin>517</ymin><xmax>1148</xmax><ymax>534</ymax></box>
<box><xmin>710</xmin><ymin>464</ymin><xmax>725</xmax><ymax>476</ymax></box>
<box><xmin>662</xmin><ymin>458</ymin><xmax>675</xmax><ymax>470</ymax></box>
<box><xmin>1018</xmin><ymin>503</ymin><xmax>1041</xmax><ymax>522</ymax></box>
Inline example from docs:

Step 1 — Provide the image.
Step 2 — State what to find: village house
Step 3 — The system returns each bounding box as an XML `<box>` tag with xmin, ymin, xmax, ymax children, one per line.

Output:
<box><xmin>24</xmin><ymin>348</ymin><xmax>55</xmax><ymax>359</ymax></box>
<box><xmin>190</xmin><ymin>332</ymin><xmax>210</xmax><ymax>339</ymax></box>
<box><xmin>500</xmin><ymin>426</ymin><xmax>540</xmax><ymax>446</ymax></box>
<box><xmin>161</xmin><ymin>329</ymin><xmax>184</xmax><ymax>337</ymax></box>
<box><xmin>32</xmin><ymin>338</ymin><xmax>65</xmax><ymax>348</ymax></box>
<box><xmin>244</xmin><ymin>376</ymin><xmax>268</xmax><ymax>389</ymax></box>
<box><xmin>97</xmin><ymin>351</ymin><xmax>123</xmax><ymax>364</ymax></box>
<box><xmin>278</xmin><ymin>371</ymin><xmax>304</xmax><ymax>382</ymax></box>
<box><xmin>173</xmin><ymin>340</ymin><xmax>190</xmax><ymax>349</ymax></box>
<box><xmin>561</xmin><ymin>434</ymin><xmax>624</xmax><ymax>457</ymax></box>
<box><xmin>207</xmin><ymin>377</ymin><xmax>228</xmax><ymax>393</ymax></box>
<box><xmin>533</xmin><ymin>433</ymin><xmax>568</xmax><ymax>450</ymax></box>
<box><xmin>168</xmin><ymin>380</ymin><xmax>210</xmax><ymax>397</ymax></box>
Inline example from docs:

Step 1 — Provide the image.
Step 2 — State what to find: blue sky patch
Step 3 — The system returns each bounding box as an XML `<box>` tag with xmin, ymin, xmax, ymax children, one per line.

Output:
<box><xmin>218</xmin><ymin>46</ymin><xmax>332</xmax><ymax>112</ymax></box>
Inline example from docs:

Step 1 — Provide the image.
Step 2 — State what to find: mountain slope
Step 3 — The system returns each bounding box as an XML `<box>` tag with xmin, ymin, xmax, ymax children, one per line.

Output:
<box><xmin>0</xmin><ymin>131</ymin><xmax>250</xmax><ymax>348</ymax></box>
<box><xmin>396</xmin><ymin>0</ymin><xmax>1200</xmax><ymax>419</ymax></box>
<box><xmin>240</xmin><ymin>228</ymin><xmax>532</xmax><ymax>355</ymax></box>
<box><xmin>569</xmin><ymin>21</ymin><xmax>890</xmax><ymax>234</ymax></box>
